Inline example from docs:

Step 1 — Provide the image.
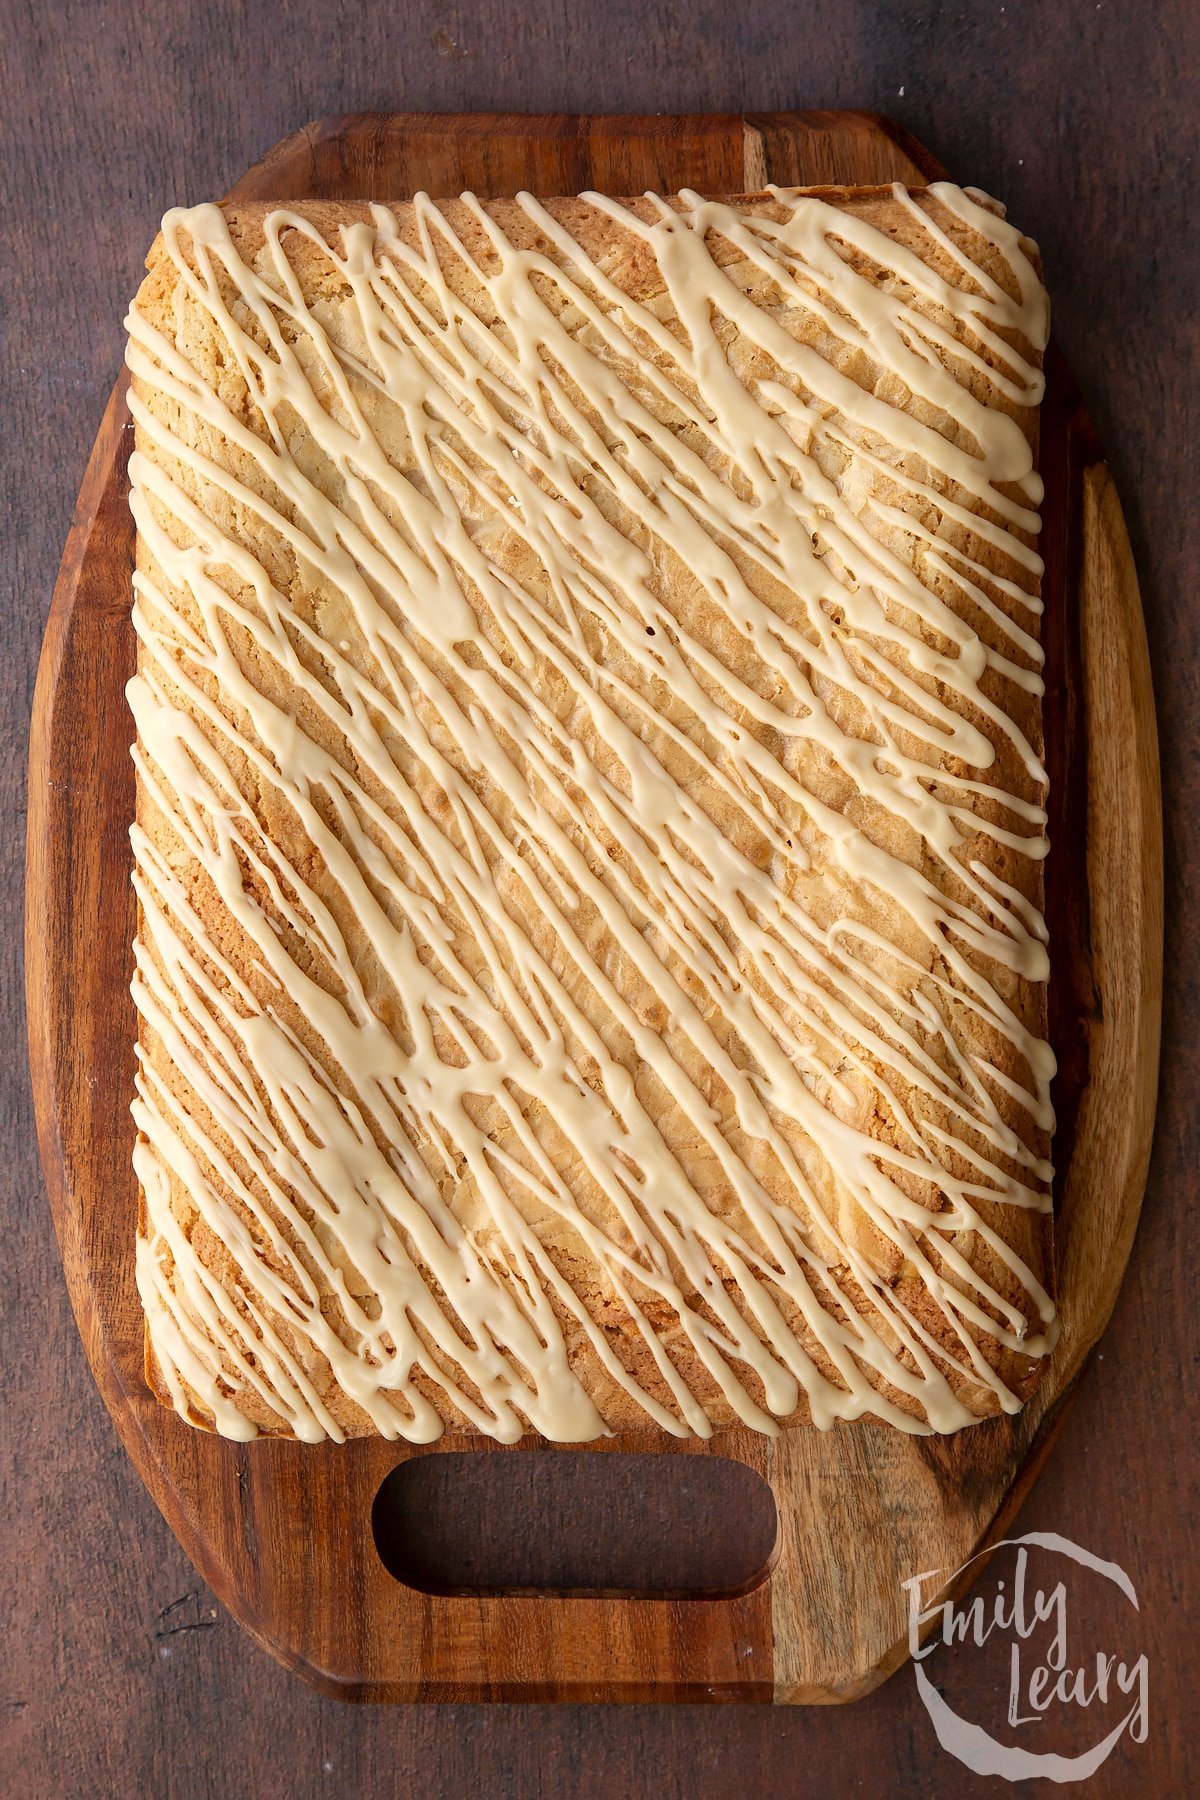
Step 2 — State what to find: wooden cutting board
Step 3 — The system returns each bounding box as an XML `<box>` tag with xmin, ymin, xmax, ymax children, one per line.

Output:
<box><xmin>25</xmin><ymin>110</ymin><xmax>1162</xmax><ymax>1704</ymax></box>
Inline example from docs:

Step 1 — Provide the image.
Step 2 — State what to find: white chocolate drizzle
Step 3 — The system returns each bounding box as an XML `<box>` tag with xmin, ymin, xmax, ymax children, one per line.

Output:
<box><xmin>125</xmin><ymin>183</ymin><xmax>1056</xmax><ymax>1444</ymax></box>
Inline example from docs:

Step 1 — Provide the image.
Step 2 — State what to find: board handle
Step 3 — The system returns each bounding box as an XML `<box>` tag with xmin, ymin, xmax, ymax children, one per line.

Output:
<box><xmin>369</xmin><ymin>1446</ymin><xmax>779</xmax><ymax>1600</ymax></box>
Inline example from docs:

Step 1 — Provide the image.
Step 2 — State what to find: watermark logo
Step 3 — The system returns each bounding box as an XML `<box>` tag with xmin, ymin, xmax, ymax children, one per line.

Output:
<box><xmin>903</xmin><ymin>1531</ymin><xmax>1149</xmax><ymax>1782</ymax></box>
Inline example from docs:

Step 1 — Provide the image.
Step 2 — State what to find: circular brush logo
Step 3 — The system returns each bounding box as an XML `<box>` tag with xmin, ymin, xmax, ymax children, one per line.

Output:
<box><xmin>903</xmin><ymin>1531</ymin><xmax>1150</xmax><ymax>1782</ymax></box>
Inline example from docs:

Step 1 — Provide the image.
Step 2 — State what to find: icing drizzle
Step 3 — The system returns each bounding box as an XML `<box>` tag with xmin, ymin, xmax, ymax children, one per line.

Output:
<box><xmin>125</xmin><ymin>182</ymin><xmax>1056</xmax><ymax>1444</ymax></box>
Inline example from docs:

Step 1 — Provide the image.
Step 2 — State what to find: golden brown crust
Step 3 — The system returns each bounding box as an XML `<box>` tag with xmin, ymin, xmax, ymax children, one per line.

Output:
<box><xmin>131</xmin><ymin>187</ymin><xmax>1052</xmax><ymax>1440</ymax></box>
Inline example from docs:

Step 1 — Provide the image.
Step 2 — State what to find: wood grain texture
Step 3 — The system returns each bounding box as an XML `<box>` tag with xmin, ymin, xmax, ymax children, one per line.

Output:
<box><xmin>6</xmin><ymin>4</ymin><xmax>1196</xmax><ymax>1792</ymax></box>
<box><xmin>25</xmin><ymin>109</ymin><xmax>1161</xmax><ymax>1708</ymax></box>
<box><xmin>228</xmin><ymin>109</ymin><xmax>941</xmax><ymax>202</ymax></box>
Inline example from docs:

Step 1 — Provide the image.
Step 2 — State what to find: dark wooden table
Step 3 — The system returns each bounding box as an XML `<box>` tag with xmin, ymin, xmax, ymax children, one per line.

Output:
<box><xmin>3</xmin><ymin>3</ymin><xmax>1195</xmax><ymax>1795</ymax></box>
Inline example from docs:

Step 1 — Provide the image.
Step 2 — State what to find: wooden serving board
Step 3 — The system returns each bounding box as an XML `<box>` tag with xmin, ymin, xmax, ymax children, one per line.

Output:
<box><xmin>25</xmin><ymin>111</ymin><xmax>1162</xmax><ymax>1704</ymax></box>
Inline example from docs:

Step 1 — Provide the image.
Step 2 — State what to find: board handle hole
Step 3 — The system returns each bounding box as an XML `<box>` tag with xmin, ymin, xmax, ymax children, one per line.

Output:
<box><xmin>372</xmin><ymin>1451</ymin><xmax>777</xmax><ymax>1600</ymax></box>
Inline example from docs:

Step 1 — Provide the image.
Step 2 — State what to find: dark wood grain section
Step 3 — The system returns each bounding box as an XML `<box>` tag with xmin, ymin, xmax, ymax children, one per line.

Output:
<box><xmin>5</xmin><ymin>5</ymin><xmax>1196</xmax><ymax>1793</ymax></box>
<box><xmin>228</xmin><ymin>108</ymin><xmax>935</xmax><ymax>203</ymax></box>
